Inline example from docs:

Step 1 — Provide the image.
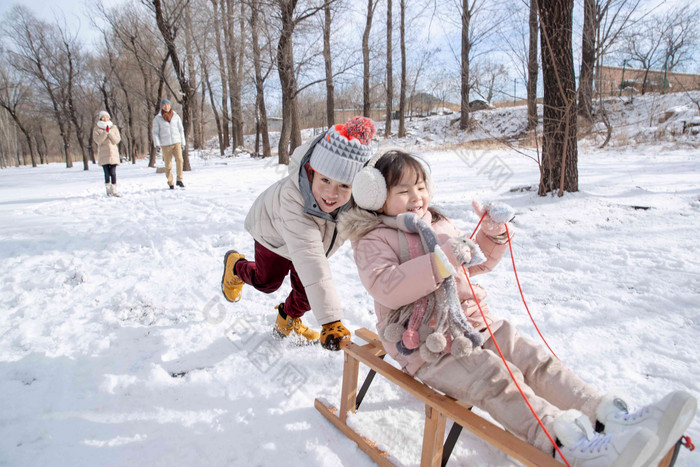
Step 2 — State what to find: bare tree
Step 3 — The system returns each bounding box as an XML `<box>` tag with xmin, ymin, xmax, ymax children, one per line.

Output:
<box><xmin>209</xmin><ymin>0</ymin><xmax>231</xmax><ymax>149</ymax></box>
<box><xmin>322</xmin><ymin>0</ymin><xmax>335</xmax><ymax>127</ymax></box>
<box><xmin>275</xmin><ymin>0</ymin><xmax>330</xmax><ymax>163</ymax></box>
<box><xmin>454</xmin><ymin>0</ymin><xmax>502</xmax><ymax>130</ymax></box>
<box><xmin>223</xmin><ymin>0</ymin><xmax>244</xmax><ymax>149</ymax></box>
<box><xmin>497</xmin><ymin>0</ymin><xmax>538</xmax><ymax>128</ymax></box>
<box><xmin>578</xmin><ymin>0</ymin><xmax>596</xmax><ymax>121</ymax></box>
<box><xmin>472</xmin><ymin>60</ymin><xmax>509</xmax><ymax>103</ymax></box>
<box><xmin>53</xmin><ymin>21</ymin><xmax>93</xmax><ymax>170</ymax></box>
<box><xmin>0</xmin><ymin>60</ymin><xmax>37</xmax><ymax>167</ymax></box>
<box><xmin>579</xmin><ymin>0</ymin><xmax>640</xmax><ymax>120</ymax></box>
<box><xmin>362</xmin><ymin>0</ymin><xmax>380</xmax><ymax>117</ymax></box>
<box><xmin>398</xmin><ymin>0</ymin><xmax>407</xmax><ymax>137</ymax></box>
<box><xmin>659</xmin><ymin>4</ymin><xmax>699</xmax><ymax>74</ymax></box>
<box><xmin>617</xmin><ymin>4</ymin><xmax>698</xmax><ymax>93</ymax></box>
<box><xmin>3</xmin><ymin>6</ymin><xmax>74</xmax><ymax>167</ymax></box>
<box><xmin>537</xmin><ymin>0</ymin><xmax>578</xmax><ymax>196</ymax></box>
<box><xmin>527</xmin><ymin>0</ymin><xmax>539</xmax><ymax>129</ymax></box>
<box><xmin>249</xmin><ymin>0</ymin><xmax>272</xmax><ymax>157</ymax></box>
<box><xmin>385</xmin><ymin>0</ymin><xmax>393</xmax><ymax>136</ymax></box>
<box><xmin>148</xmin><ymin>0</ymin><xmax>193</xmax><ymax>171</ymax></box>
<box><xmin>183</xmin><ymin>3</ymin><xmax>203</xmax><ymax>149</ymax></box>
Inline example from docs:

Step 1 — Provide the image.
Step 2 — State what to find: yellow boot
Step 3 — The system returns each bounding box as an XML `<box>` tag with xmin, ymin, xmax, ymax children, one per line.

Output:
<box><xmin>221</xmin><ymin>250</ymin><xmax>245</xmax><ymax>302</ymax></box>
<box><xmin>273</xmin><ymin>304</ymin><xmax>320</xmax><ymax>344</ymax></box>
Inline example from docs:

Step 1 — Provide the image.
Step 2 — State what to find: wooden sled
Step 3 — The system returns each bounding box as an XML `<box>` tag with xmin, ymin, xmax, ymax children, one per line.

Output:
<box><xmin>315</xmin><ymin>328</ymin><xmax>683</xmax><ymax>467</ymax></box>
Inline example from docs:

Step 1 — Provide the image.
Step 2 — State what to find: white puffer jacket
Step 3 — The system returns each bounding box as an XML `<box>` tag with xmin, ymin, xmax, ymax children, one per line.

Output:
<box><xmin>152</xmin><ymin>111</ymin><xmax>185</xmax><ymax>148</ymax></box>
<box><xmin>244</xmin><ymin>134</ymin><xmax>348</xmax><ymax>325</ymax></box>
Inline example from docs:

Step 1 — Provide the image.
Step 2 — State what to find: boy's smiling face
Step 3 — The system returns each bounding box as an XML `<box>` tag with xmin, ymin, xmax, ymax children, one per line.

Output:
<box><xmin>309</xmin><ymin>169</ymin><xmax>352</xmax><ymax>214</ymax></box>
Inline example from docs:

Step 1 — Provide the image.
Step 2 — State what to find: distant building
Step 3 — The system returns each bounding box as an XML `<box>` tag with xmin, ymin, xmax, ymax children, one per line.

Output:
<box><xmin>596</xmin><ymin>66</ymin><xmax>700</xmax><ymax>95</ymax></box>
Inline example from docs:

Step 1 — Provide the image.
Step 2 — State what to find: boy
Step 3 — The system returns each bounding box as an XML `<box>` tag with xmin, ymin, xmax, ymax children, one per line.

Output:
<box><xmin>221</xmin><ymin>117</ymin><xmax>376</xmax><ymax>350</ymax></box>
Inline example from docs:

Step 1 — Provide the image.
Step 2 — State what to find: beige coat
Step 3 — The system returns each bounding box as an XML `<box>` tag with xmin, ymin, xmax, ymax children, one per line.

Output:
<box><xmin>93</xmin><ymin>124</ymin><xmax>121</xmax><ymax>166</ymax></box>
<box><xmin>244</xmin><ymin>134</ymin><xmax>347</xmax><ymax>325</ymax></box>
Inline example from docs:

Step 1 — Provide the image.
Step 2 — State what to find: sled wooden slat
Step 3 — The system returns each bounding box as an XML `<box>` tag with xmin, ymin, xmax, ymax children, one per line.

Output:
<box><xmin>315</xmin><ymin>398</ymin><xmax>394</xmax><ymax>467</ymax></box>
<box><xmin>316</xmin><ymin>328</ymin><xmax>563</xmax><ymax>466</ymax></box>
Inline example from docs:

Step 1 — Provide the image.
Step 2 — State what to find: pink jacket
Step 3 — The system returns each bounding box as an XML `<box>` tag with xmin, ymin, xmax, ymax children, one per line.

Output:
<box><xmin>339</xmin><ymin>208</ymin><xmax>510</xmax><ymax>375</ymax></box>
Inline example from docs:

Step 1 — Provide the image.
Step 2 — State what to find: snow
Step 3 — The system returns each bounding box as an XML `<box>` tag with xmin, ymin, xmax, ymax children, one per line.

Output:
<box><xmin>1</xmin><ymin>93</ymin><xmax>699</xmax><ymax>466</ymax></box>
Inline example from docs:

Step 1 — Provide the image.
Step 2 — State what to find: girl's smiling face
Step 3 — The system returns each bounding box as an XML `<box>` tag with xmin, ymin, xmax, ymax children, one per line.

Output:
<box><xmin>310</xmin><ymin>171</ymin><xmax>352</xmax><ymax>213</ymax></box>
<box><xmin>380</xmin><ymin>167</ymin><xmax>430</xmax><ymax>218</ymax></box>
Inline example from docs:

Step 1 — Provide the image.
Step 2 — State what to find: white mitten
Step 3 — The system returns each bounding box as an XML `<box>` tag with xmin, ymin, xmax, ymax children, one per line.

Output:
<box><xmin>473</xmin><ymin>200</ymin><xmax>515</xmax><ymax>237</ymax></box>
<box><xmin>449</xmin><ymin>236</ymin><xmax>486</xmax><ymax>267</ymax></box>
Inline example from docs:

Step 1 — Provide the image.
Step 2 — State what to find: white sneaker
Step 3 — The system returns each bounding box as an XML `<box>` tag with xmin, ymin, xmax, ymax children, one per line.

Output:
<box><xmin>597</xmin><ymin>391</ymin><xmax>697</xmax><ymax>466</ymax></box>
<box><xmin>554</xmin><ymin>409</ymin><xmax>658</xmax><ymax>467</ymax></box>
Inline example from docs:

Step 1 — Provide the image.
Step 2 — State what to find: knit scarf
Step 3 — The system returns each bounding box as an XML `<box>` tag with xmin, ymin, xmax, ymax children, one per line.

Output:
<box><xmin>379</xmin><ymin>212</ymin><xmax>483</xmax><ymax>362</ymax></box>
<box><xmin>161</xmin><ymin>108</ymin><xmax>173</xmax><ymax>122</ymax></box>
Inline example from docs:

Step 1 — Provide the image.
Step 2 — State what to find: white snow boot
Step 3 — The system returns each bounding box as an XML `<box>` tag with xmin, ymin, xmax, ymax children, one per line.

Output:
<box><xmin>597</xmin><ymin>391</ymin><xmax>697</xmax><ymax>466</ymax></box>
<box><xmin>111</xmin><ymin>183</ymin><xmax>121</xmax><ymax>197</ymax></box>
<box><xmin>553</xmin><ymin>409</ymin><xmax>658</xmax><ymax>467</ymax></box>
<box><xmin>105</xmin><ymin>183</ymin><xmax>112</xmax><ymax>196</ymax></box>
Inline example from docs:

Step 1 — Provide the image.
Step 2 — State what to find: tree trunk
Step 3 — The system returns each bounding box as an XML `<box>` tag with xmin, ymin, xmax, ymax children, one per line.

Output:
<box><xmin>2</xmin><ymin>109</ymin><xmax>36</xmax><ymax>167</ymax></box>
<box><xmin>578</xmin><ymin>0</ymin><xmax>595</xmax><ymax>121</ymax></box>
<box><xmin>37</xmin><ymin>125</ymin><xmax>48</xmax><ymax>164</ymax></box>
<box><xmin>152</xmin><ymin>0</ymin><xmax>192</xmax><ymax>171</ymax></box>
<box><xmin>277</xmin><ymin>0</ymin><xmax>301</xmax><ymax>164</ymax></box>
<box><xmin>398</xmin><ymin>0</ymin><xmax>406</xmax><ymax>137</ymax></box>
<box><xmin>323</xmin><ymin>1</ymin><xmax>335</xmax><ymax>127</ymax></box>
<box><xmin>250</xmin><ymin>0</ymin><xmax>271</xmax><ymax>157</ymax></box>
<box><xmin>184</xmin><ymin>4</ymin><xmax>203</xmax><ymax>150</ymax></box>
<box><xmin>459</xmin><ymin>0</ymin><xmax>471</xmax><ymax>131</ymax></box>
<box><xmin>527</xmin><ymin>0</ymin><xmax>539</xmax><ymax>130</ymax></box>
<box><xmin>385</xmin><ymin>0</ymin><xmax>393</xmax><ymax>136</ymax></box>
<box><xmin>224</xmin><ymin>0</ymin><xmax>243</xmax><ymax>148</ymax></box>
<box><xmin>362</xmin><ymin>0</ymin><xmax>378</xmax><ymax>118</ymax></box>
<box><xmin>537</xmin><ymin>0</ymin><xmax>579</xmax><ymax>196</ymax></box>
<box><xmin>211</xmin><ymin>0</ymin><xmax>230</xmax><ymax>149</ymax></box>
<box><xmin>204</xmin><ymin>64</ymin><xmax>225</xmax><ymax>156</ymax></box>
<box><xmin>237</xmin><ymin>1</ymin><xmax>246</xmax><ymax>144</ymax></box>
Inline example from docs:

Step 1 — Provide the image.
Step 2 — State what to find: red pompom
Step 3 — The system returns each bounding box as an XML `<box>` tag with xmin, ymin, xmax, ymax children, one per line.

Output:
<box><xmin>344</xmin><ymin>116</ymin><xmax>376</xmax><ymax>145</ymax></box>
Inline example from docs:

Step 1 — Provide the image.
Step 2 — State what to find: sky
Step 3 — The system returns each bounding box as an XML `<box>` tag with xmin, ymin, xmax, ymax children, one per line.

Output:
<box><xmin>0</xmin><ymin>0</ymin><xmax>103</xmax><ymax>47</ymax></box>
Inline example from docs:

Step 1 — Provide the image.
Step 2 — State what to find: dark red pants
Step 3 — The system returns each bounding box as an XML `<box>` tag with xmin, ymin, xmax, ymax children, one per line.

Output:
<box><xmin>234</xmin><ymin>241</ymin><xmax>310</xmax><ymax>319</ymax></box>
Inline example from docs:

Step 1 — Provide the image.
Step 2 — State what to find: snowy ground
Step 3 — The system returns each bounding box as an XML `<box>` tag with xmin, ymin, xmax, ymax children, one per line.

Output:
<box><xmin>2</xmin><ymin>91</ymin><xmax>700</xmax><ymax>466</ymax></box>
<box><xmin>1</xmin><ymin>139</ymin><xmax>698</xmax><ymax>467</ymax></box>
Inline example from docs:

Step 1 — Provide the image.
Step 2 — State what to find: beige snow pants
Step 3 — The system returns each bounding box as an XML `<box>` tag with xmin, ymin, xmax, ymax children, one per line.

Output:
<box><xmin>415</xmin><ymin>320</ymin><xmax>604</xmax><ymax>453</ymax></box>
<box><xmin>162</xmin><ymin>143</ymin><xmax>183</xmax><ymax>186</ymax></box>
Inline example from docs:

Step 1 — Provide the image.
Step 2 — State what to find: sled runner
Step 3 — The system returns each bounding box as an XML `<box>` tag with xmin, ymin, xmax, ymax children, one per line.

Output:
<box><xmin>315</xmin><ymin>328</ymin><xmax>685</xmax><ymax>467</ymax></box>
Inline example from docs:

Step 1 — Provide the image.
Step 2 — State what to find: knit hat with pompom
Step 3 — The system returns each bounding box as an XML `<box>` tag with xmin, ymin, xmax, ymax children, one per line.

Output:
<box><xmin>309</xmin><ymin>116</ymin><xmax>376</xmax><ymax>185</ymax></box>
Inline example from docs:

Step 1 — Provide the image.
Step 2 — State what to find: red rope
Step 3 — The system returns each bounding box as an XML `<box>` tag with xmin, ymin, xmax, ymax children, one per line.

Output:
<box><xmin>469</xmin><ymin>217</ymin><xmax>558</xmax><ymax>358</ymax></box>
<box><xmin>504</xmin><ymin>224</ymin><xmax>559</xmax><ymax>360</ymax></box>
<box><xmin>463</xmin><ymin>265</ymin><xmax>569</xmax><ymax>465</ymax></box>
<box><xmin>470</xmin><ymin>212</ymin><xmax>487</xmax><ymax>239</ymax></box>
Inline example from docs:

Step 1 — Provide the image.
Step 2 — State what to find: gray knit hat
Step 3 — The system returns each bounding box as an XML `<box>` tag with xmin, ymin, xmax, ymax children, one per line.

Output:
<box><xmin>309</xmin><ymin>116</ymin><xmax>376</xmax><ymax>185</ymax></box>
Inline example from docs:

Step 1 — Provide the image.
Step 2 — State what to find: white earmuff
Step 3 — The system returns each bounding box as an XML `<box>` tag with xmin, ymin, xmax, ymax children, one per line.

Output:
<box><xmin>352</xmin><ymin>153</ymin><xmax>387</xmax><ymax>211</ymax></box>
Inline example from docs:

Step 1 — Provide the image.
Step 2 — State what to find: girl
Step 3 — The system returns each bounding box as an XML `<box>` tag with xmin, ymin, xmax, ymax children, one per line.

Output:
<box><xmin>93</xmin><ymin>111</ymin><xmax>122</xmax><ymax>197</ymax></box>
<box><xmin>338</xmin><ymin>149</ymin><xmax>696</xmax><ymax>466</ymax></box>
<box><xmin>221</xmin><ymin>117</ymin><xmax>376</xmax><ymax>350</ymax></box>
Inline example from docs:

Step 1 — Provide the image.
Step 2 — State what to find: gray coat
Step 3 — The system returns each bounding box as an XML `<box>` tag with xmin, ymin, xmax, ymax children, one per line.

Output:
<box><xmin>152</xmin><ymin>112</ymin><xmax>185</xmax><ymax>148</ymax></box>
